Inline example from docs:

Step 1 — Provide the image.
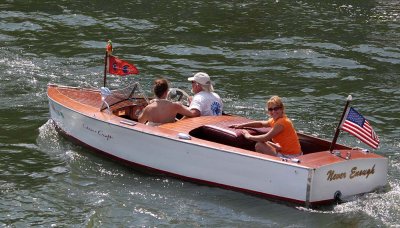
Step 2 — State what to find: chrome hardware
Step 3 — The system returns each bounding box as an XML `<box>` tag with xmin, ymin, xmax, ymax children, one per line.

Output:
<box><xmin>120</xmin><ymin>120</ymin><xmax>136</xmax><ymax>126</ymax></box>
<box><xmin>291</xmin><ymin>158</ymin><xmax>300</xmax><ymax>163</ymax></box>
<box><xmin>178</xmin><ymin>133</ymin><xmax>191</xmax><ymax>140</ymax></box>
<box><xmin>345</xmin><ymin>151</ymin><xmax>351</xmax><ymax>160</ymax></box>
<box><xmin>362</xmin><ymin>149</ymin><xmax>370</xmax><ymax>153</ymax></box>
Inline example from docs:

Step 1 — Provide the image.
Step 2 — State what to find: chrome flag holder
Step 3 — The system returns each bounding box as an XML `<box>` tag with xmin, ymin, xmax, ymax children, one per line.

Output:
<box><xmin>100</xmin><ymin>87</ymin><xmax>112</xmax><ymax>114</ymax></box>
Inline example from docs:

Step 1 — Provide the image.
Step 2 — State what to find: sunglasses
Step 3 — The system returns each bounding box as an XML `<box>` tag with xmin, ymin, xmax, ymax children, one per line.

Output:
<box><xmin>267</xmin><ymin>106</ymin><xmax>282</xmax><ymax>112</ymax></box>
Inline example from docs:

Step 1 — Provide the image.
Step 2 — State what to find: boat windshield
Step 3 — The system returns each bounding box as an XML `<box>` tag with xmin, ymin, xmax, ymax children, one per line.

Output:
<box><xmin>100</xmin><ymin>82</ymin><xmax>147</xmax><ymax>111</ymax></box>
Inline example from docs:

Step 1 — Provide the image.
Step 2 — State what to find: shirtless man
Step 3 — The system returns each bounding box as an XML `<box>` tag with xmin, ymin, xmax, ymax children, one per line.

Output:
<box><xmin>138</xmin><ymin>78</ymin><xmax>194</xmax><ymax>126</ymax></box>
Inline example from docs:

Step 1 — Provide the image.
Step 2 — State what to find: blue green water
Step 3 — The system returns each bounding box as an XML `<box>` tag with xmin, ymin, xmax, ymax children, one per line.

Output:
<box><xmin>1</xmin><ymin>1</ymin><xmax>399</xmax><ymax>226</ymax></box>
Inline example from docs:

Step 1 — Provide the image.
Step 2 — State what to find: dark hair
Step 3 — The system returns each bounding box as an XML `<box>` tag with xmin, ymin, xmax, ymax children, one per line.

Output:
<box><xmin>153</xmin><ymin>78</ymin><xmax>169</xmax><ymax>98</ymax></box>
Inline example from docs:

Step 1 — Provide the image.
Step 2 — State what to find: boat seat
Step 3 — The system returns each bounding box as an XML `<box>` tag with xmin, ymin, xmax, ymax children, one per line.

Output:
<box><xmin>113</xmin><ymin>104</ymin><xmax>145</xmax><ymax>121</ymax></box>
<box><xmin>195</xmin><ymin>120</ymin><xmax>271</xmax><ymax>151</ymax></box>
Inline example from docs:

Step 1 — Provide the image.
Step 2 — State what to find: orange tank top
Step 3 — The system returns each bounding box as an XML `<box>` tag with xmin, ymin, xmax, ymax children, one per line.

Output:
<box><xmin>267</xmin><ymin>116</ymin><xmax>302</xmax><ymax>155</ymax></box>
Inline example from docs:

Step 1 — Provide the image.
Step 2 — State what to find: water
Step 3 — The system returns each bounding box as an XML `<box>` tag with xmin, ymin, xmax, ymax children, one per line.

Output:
<box><xmin>1</xmin><ymin>0</ymin><xmax>399</xmax><ymax>226</ymax></box>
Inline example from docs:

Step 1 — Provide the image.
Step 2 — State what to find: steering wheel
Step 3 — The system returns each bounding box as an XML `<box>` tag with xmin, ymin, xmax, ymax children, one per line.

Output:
<box><xmin>166</xmin><ymin>88</ymin><xmax>191</xmax><ymax>106</ymax></box>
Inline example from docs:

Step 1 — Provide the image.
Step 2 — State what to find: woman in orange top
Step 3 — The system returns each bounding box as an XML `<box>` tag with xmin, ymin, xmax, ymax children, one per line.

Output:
<box><xmin>231</xmin><ymin>96</ymin><xmax>302</xmax><ymax>158</ymax></box>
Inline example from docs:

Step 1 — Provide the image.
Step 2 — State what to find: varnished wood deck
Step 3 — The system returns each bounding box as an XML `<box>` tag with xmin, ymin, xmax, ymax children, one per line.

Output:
<box><xmin>48</xmin><ymin>84</ymin><xmax>102</xmax><ymax>108</ymax></box>
<box><xmin>159</xmin><ymin>115</ymin><xmax>250</xmax><ymax>134</ymax></box>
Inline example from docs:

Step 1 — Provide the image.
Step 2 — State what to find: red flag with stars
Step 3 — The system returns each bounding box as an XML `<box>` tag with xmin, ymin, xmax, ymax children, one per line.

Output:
<box><xmin>107</xmin><ymin>55</ymin><xmax>139</xmax><ymax>76</ymax></box>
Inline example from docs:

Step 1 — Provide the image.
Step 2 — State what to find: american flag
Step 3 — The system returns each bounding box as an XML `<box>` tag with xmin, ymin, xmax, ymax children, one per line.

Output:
<box><xmin>340</xmin><ymin>107</ymin><xmax>380</xmax><ymax>149</ymax></box>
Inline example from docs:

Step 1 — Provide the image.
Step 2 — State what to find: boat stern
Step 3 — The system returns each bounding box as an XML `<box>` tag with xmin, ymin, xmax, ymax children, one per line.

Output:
<box><xmin>307</xmin><ymin>150</ymin><xmax>388</xmax><ymax>205</ymax></box>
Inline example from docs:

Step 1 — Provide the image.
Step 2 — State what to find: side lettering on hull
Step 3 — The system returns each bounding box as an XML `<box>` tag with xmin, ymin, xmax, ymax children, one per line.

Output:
<box><xmin>327</xmin><ymin>164</ymin><xmax>376</xmax><ymax>181</ymax></box>
<box><xmin>83</xmin><ymin>123</ymin><xmax>113</xmax><ymax>141</ymax></box>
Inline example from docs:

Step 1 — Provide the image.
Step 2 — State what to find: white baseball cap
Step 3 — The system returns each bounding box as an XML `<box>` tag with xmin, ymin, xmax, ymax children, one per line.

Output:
<box><xmin>188</xmin><ymin>72</ymin><xmax>214</xmax><ymax>91</ymax></box>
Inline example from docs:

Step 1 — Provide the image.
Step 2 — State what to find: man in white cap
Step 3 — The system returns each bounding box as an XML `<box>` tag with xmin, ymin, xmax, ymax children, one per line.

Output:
<box><xmin>187</xmin><ymin>72</ymin><xmax>223</xmax><ymax>117</ymax></box>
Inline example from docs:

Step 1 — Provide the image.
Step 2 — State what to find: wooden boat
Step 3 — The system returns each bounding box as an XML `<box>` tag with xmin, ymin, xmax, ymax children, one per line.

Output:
<box><xmin>47</xmin><ymin>82</ymin><xmax>388</xmax><ymax>207</ymax></box>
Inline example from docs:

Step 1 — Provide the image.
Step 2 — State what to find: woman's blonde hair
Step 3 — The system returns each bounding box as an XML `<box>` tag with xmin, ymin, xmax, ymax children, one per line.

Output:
<box><xmin>267</xmin><ymin>96</ymin><xmax>285</xmax><ymax>111</ymax></box>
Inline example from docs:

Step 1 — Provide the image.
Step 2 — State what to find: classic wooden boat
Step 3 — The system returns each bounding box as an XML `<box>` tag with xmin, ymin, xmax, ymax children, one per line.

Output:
<box><xmin>47</xmin><ymin>82</ymin><xmax>388</xmax><ymax>207</ymax></box>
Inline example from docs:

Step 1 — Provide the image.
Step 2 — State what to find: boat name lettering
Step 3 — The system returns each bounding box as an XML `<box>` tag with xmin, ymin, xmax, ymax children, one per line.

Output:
<box><xmin>326</xmin><ymin>164</ymin><xmax>376</xmax><ymax>181</ymax></box>
<box><xmin>82</xmin><ymin>124</ymin><xmax>112</xmax><ymax>141</ymax></box>
<box><xmin>350</xmin><ymin>164</ymin><xmax>375</xmax><ymax>179</ymax></box>
<box><xmin>326</xmin><ymin>170</ymin><xmax>346</xmax><ymax>181</ymax></box>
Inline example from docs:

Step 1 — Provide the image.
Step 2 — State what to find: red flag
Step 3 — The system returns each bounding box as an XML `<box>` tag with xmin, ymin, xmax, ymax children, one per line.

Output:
<box><xmin>340</xmin><ymin>107</ymin><xmax>380</xmax><ymax>149</ymax></box>
<box><xmin>107</xmin><ymin>55</ymin><xmax>139</xmax><ymax>76</ymax></box>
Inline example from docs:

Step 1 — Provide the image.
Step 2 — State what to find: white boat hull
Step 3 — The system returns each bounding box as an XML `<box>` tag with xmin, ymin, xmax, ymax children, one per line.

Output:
<box><xmin>48</xmin><ymin>85</ymin><xmax>388</xmax><ymax>206</ymax></box>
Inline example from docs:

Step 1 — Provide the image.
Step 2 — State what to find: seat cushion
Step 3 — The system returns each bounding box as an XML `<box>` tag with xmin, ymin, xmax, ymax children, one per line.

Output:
<box><xmin>200</xmin><ymin>120</ymin><xmax>271</xmax><ymax>150</ymax></box>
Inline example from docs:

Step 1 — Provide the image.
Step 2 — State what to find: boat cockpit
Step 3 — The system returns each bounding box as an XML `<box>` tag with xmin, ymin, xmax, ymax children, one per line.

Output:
<box><xmin>106</xmin><ymin>83</ymin><xmax>351</xmax><ymax>155</ymax></box>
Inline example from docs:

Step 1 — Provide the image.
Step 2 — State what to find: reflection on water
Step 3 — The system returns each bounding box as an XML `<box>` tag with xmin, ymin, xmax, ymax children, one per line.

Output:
<box><xmin>1</xmin><ymin>0</ymin><xmax>400</xmax><ymax>226</ymax></box>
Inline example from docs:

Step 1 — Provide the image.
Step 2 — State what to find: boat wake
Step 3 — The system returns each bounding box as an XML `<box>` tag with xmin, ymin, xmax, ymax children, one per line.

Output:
<box><xmin>37</xmin><ymin>119</ymin><xmax>86</xmax><ymax>164</ymax></box>
<box><xmin>297</xmin><ymin>178</ymin><xmax>399</xmax><ymax>227</ymax></box>
<box><xmin>37</xmin><ymin>120</ymin><xmax>67</xmax><ymax>158</ymax></box>
<box><xmin>37</xmin><ymin>119</ymin><xmax>137</xmax><ymax>177</ymax></box>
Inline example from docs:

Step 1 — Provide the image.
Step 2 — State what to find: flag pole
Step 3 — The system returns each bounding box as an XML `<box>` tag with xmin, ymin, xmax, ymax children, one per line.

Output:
<box><xmin>329</xmin><ymin>95</ymin><xmax>352</xmax><ymax>153</ymax></box>
<box><xmin>103</xmin><ymin>50</ymin><xmax>108</xmax><ymax>87</ymax></box>
<box><xmin>103</xmin><ymin>40</ymin><xmax>112</xmax><ymax>87</ymax></box>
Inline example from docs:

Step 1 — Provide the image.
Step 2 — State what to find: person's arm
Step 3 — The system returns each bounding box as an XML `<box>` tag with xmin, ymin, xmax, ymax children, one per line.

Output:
<box><xmin>187</xmin><ymin>94</ymin><xmax>202</xmax><ymax>117</ymax></box>
<box><xmin>242</xmin><ymin>123</ymin><xmax>284</xmax><ymax>142</ymax></box>
<box><xmin>138</xmin><ymin>107</ymin><xmax>149</xmax><ymax>123</ymax></box>
<box><xmin>267</xmin><ymin>141</ymin><xmax>282</xmax><ymax>151</ymax></box>
<box><xmin>230</xmin><ymin>121</ymin><xmax>268</xmax><ymax>129</ymax></box>
<box><xmin>176</xmin><ymin>103</ymin><xmax>197</xmax><ymax>118</ymax></box>
<box><xmin>189</xmin><ymin>108</ymin><xmax>201</xmax><ymax>117</ymax></box>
